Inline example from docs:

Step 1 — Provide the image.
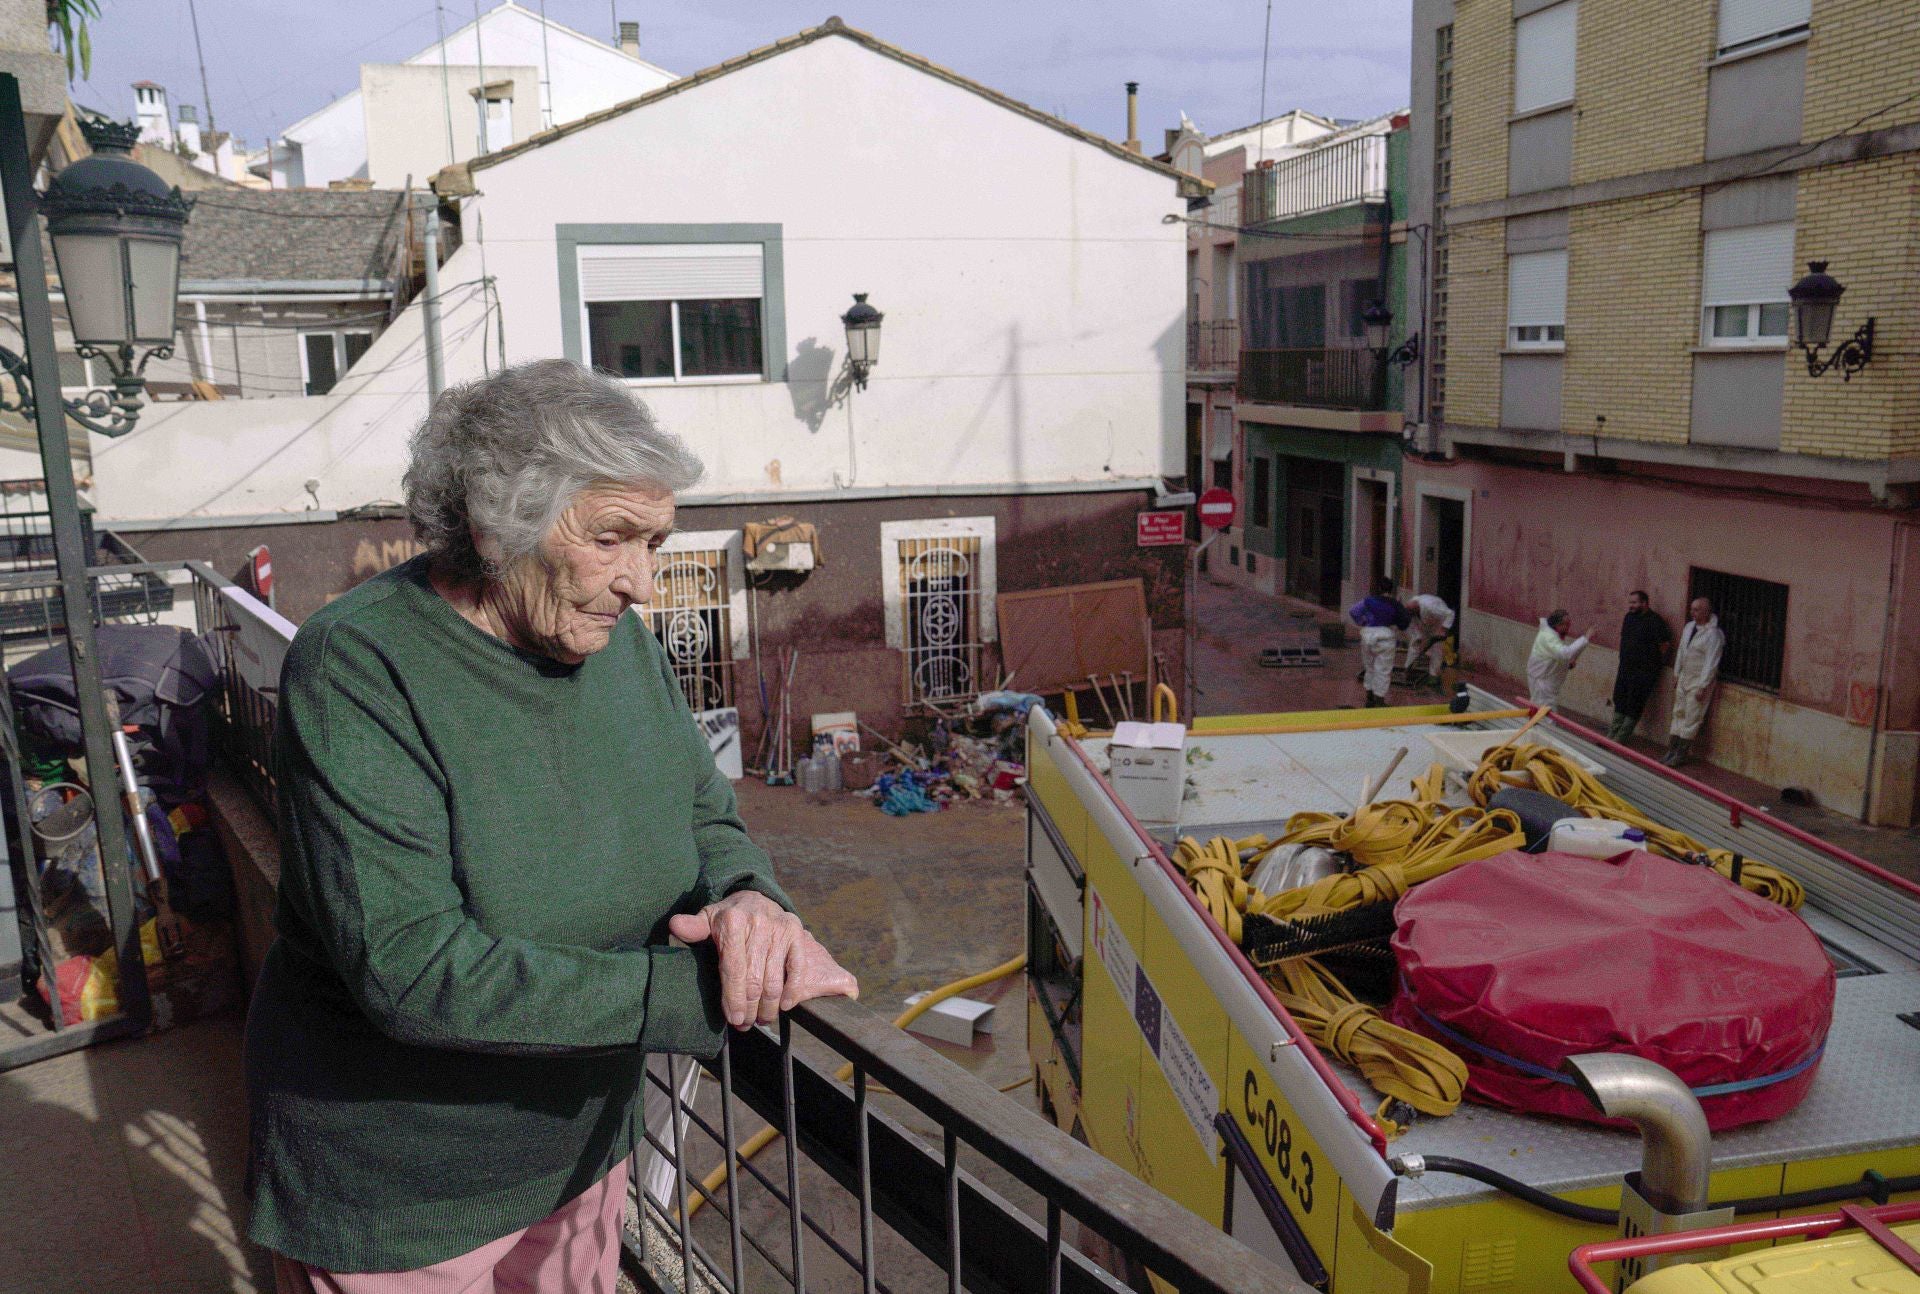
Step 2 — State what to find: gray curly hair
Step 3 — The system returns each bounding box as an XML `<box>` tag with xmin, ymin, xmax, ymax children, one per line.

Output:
<box><xmin>403</xmin><ymin>359</ymin><xmax>703</xmax><ymax>578</ymax></box>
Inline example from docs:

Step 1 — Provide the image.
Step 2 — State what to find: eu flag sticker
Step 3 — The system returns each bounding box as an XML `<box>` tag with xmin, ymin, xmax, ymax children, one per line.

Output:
<box><xmin>1133</xmin><ymin>967</ymin><xmax>1163</xmax><ymax>1057</ymax></box>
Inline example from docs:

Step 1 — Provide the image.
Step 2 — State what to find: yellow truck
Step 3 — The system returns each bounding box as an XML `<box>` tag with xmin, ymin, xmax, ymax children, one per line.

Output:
<box><xmin>1022</xmin><ymin>691</ymin><xmax>1920</xmax><ymax>1292</ymax></box>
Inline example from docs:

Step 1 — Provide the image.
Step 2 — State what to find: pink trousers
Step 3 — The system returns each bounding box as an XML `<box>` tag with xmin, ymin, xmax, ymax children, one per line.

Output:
<box><xmin>273</xmin><ymin>1158</ymin><xmax>630</xmax><ymax>1294</ymax></box>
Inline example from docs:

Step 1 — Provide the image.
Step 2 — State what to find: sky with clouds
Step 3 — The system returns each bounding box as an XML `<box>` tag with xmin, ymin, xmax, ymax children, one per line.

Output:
<box><xmin>70</xmin><ymin>0</ymin><xmax>1411</xmax><ymax>156</ymax></box>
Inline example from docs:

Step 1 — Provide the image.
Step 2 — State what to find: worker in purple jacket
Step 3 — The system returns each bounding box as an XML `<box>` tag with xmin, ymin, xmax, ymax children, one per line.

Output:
<box><xmin>1349</xmin><ymin>577</ymin><xmax>1410</xmax><ymax>708</ymax></box>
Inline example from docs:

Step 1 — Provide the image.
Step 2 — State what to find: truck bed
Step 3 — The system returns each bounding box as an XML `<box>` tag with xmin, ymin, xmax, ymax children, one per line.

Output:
<box><xmin>1090</xmin><ymin>716</ymin><xmax>1920</xmax><ymax>1212</ymax></box>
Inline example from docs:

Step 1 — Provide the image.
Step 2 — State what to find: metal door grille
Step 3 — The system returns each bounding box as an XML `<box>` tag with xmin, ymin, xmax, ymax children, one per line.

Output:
<box><xmin>897</xmin><ymin>535</ymin><xmax>983</xmax><ymax>706</ymax></box>
<box><xmin>1687</xmin><ymin>567</ymin><xmax>1787</xmax><ymax>691</ymax></box>
<box><xmin>644</xmin><ymin>549</ymin><xmax>735</xmax><ymax>712</ymax></box>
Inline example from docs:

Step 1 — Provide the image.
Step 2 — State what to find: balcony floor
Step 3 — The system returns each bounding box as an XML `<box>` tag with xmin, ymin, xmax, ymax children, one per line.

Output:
<box><xmin>0</xmin><ymin>1006</ymin><xmax>268</xmax><ymax>1294</ymax></box>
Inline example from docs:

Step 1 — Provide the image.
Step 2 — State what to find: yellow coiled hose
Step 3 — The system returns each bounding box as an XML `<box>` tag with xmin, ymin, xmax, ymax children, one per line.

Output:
<box><xmin>1467</xmin><ymin>743</ymin><xmax>1804</xmax><ymax>909</ymax></box>
<box><xmin>1173</xmin><ymin>822</ymin><xmax>1480</xmax><ymax>1123</ymax></box>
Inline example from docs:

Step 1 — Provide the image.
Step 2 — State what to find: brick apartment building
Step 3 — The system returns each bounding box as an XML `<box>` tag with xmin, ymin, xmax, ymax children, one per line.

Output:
<box><xmin>1403</xmin><ymin>0</ymin><xmax>1920</xmax><ymax>820</ymax></box>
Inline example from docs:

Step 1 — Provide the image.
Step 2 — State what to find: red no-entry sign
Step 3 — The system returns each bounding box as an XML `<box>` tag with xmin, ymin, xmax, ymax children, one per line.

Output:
<box><xmin>1197</xmin><ymin>487</ymin><xmax>1236</xmax><ymax>530</ymax></box>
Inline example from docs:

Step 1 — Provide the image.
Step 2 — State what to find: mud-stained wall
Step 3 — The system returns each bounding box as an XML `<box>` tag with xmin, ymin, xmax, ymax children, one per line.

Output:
<box><xmin>127</xmin><ymin>488</ymin><xmax>1186</xmax><ymax>749</ymax></box>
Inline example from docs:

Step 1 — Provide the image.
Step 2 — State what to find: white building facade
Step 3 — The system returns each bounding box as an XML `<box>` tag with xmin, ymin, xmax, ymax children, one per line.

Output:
<box><xmin>99</xmin><ymin>22</ymin><xmax>1196</xmax><ymax>742</ymax></box>
<box><xmin>264</xmin><ymin>1</ymin><xmax>673</xmax><ymax>189</ymax></box>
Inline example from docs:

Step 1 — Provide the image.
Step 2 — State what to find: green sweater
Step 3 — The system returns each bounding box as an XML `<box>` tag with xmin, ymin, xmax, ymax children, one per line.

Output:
<box><xmin>244</xmin><ymin>556</ymin><xmax>792</xmax><ymax>1272</ymax></box>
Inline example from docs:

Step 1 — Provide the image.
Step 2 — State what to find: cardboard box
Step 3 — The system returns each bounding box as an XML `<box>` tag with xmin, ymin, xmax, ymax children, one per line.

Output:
<box><xmin>1108</xmin><ymin>720</ymin><xmax>1187</xmax><ymax>823</ymax></box>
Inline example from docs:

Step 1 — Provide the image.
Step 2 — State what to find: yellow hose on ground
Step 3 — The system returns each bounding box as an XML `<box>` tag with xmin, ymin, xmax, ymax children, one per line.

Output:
<box><xmin>1467</xmin><ymin>743</ymin><xmax>1804</xmax><ymax>909</ymax></box>
<box><xmin>684</xmin><ymin>953</ymin><xmax>1030</xmax><ymax>1219</ymax></box>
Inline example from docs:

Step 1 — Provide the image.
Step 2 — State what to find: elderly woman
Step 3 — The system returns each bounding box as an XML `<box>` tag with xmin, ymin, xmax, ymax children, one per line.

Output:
<box><xmin>245</xmin><ymin>359</ymin><xmax>856</xmax><ymax>1292</ymax></box>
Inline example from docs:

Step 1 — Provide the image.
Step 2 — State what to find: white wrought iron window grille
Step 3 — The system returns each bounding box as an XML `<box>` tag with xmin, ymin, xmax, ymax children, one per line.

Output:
<box><xmin>640</xmin><ymin>534</ymin><xmax>746</xmax><ymax>714</ymax></box>
<box><xmin>882</xmin><ymin>519</ymin><xmax>998</xmax><ymax>709</ymax></box>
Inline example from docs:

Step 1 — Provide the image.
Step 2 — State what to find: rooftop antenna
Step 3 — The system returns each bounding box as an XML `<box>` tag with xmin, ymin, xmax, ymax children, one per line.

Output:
<box><xmin>435</xmin><ymin>1</ymin><xmax>456</xmax><ymax>165</ymax></box>
<box><xmin>186</xmin><ymin>0</ymin><xmax>216</xmax><ymax>136</ymax></box>
<box><xmin>473</xmin><ymin>0</ymin><xmax>489</xmax><ymax>156</ymax></box>
<box><xmin>537</xmin><ymin>0</ymin><xmax>555</xmax><ymax>128</ymax></box>
<box><xmin>1256</xmin><ymin>0</ymin><xmax>1273</xmax><ymax>161</ymax></box>
<box><xmin>610</xmin><ymin>1</ymin><xmax>619</xmax><ymax>43</ymax></box>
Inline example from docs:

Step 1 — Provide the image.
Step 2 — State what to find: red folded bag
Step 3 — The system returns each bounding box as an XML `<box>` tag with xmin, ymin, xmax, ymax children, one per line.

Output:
<box><xmin>1388</xmin><ymin>849</ymin><xmax>1833</xmax><ymax>1131</ymax></box>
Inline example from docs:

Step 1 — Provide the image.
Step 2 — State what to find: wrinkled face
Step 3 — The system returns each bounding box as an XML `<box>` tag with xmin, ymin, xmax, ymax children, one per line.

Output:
<box><xmin>1627</xmin><ymin>592</ymin><xmax>1648</xmax><ymax>614</ymax></box>
<box><xmin>1690</xmin><ymin>598</ymin><xmax>1712</xmax><ymax>625</ymax></box>
<box><xmin>489</xmin><ymin>481</ymin><xmax>674</xmax><ymax>664</ymax></box>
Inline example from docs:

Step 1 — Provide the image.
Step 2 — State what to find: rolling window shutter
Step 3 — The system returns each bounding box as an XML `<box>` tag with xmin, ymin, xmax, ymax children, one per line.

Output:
<box><xmin>1513</xmin><ymin>1</ymin><xmax>1578</xmax><ymax>113</ymax></box>
<box><xmin>1717</xmin><ymin>0</ymin><xmax>1810</xmax><ymax>51</ymax></box>
<box><xmin>579</xmin><ymin>244</ymin><xmax>764</xmax><ymax>302</ymax></box>
<box><xmin>1702</xmin><ymin>223</ymin><xmax>1794</xmax><ymax>306</ymax></box>
<box><xmin>1507</xmin><ymin>249</ymin><xmax>1567</xmax><ymax>327</ymax></box>
<box><xmin>1209</xmin><ymin>409</ymin><xmax>1233</xmax><ymax>461</ymax></box>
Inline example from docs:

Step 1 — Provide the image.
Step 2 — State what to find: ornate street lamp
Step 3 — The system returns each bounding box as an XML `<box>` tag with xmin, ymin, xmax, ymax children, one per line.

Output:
<box><xmin>1787</xmin><ymin>260</ymin><xmax>1874</xmax><ymax>381</ymax></box>
<box><xmin>0</xmin><ymin>118</ymin><xmax>192</xmax><ymax>435</ymax></box>
<box><xmin>841</xmin><ymin>292</ymin><xmax>883</xmax><ymax>390</ymax></box>
<box><xmin>1362</xmin><ymin>299</ymin><xmax>1421</xmax><ymax>369</ymax></box>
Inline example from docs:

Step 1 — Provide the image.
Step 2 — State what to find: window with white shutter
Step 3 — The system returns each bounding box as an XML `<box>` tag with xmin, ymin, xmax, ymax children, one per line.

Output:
<box><xmin>1716</xmin><ymin>0</ymin><xmax>1810</xmax><ymax>55</ymax></box>
<box><xmin>579</xmin><ymin>244</ymin><xmax>766</xmax><ymax>382</ymax></box>
<box><xmin>1513</xmin><ymin>1</ymin><xmax>1578</xmax><ymax>113</ymax></box>
<box><xmin>1507</xmin><ymin>249</ymin><xmax>1567</xmax><ymax>349</ymax></box>
<box><xmin>1701</xmin><ymin>222</ymin><xmax>1793</xmax><ymax>345</ymax></box>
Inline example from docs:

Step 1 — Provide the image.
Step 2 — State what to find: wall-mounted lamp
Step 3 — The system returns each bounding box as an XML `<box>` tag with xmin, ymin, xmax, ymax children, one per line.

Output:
<box><xmin>1362</xmin><ymin>300</ymin><xmax>1421</xmax><ymax>369</ymax></box>
<box><xmin>0</xmin><ymin>118</ymin><xmax>192</xmax><ymax>437</ymax></box>
<box><xmin>841</xmin><ymin>292</ymin><xmax>883</xmax><ymax>390</ymax></box>
<box><xmin>1788</xmin><ymin>261</ymin><xmax>1874</xmax><ymax>381</ymax></box>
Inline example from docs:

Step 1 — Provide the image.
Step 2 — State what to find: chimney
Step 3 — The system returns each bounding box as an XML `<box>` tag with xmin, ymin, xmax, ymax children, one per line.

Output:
<box><xmin>1124</xmin><ymin>81</ymin><xmax>1141</xmax><ymax>154</ymax></box>
<box><xmin>618</xmin><ymin>21</ymin><xmax>641</xmax><ymax>57</ymax></box>
<box><xmin>132</xmin><ymin>81</ymin><xmax>174</xmax><ymax>148</ymax></box>
<box><xmin>176</xmin><ymin>102</ymin><xmax>203</xmax><ymax>156</ymax></box>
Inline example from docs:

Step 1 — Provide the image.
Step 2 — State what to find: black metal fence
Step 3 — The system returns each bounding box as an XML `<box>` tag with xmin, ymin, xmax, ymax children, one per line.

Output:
<box><xmin>0</xmin><ymin>481</ymin><xmax>174</xmax><ymax>645</ymax></box>
<box><xmin>1186</xmin><ymin>319</ymin><xmax>1240</xmax><ymax>372</ymax></box>
<box><xmin>1238</xmin><ymin>346</ymin><xmax>1387</xmax><ymax>410</ymax></box>
<box><xmin>188</xmin><ymin>562</ymin><xmax>283</xmax><ymax>810</ymax></box>
<box><xmin>631</xmin><ymin>996</ymin><xmax>1306</xmax><ymax>1294</ymax></box>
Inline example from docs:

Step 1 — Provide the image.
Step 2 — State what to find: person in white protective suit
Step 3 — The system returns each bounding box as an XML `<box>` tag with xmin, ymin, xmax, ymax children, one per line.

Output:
<box><xmin>1527</xmin><ymin>609</ymin><xmax>1593</xmax><ymax>707</ymax></box>
<box><xmin>1663</xmin><ymin>597</ymin><xmax>1725</xmax><ymax>766</ymax></box>
<box><xmin>1403</xmin><ymin>592</ymin><xmax>1455</xmax><ymax>688</ymax></box>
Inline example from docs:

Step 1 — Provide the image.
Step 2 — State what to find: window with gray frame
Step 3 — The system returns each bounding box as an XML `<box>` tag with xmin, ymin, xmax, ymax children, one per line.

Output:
<box><xmin>580</xmin><ymin>244</ymin><xmax>766</xmax><ymax>382</ymax></box>
<box><xmin>1687</xmin><ymin>567</ymin><xmax>1786</xmax><ymax>690</ymax></box>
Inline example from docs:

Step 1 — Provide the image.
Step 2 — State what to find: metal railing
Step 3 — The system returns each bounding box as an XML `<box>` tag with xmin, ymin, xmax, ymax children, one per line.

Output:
<box><xmin>188</xmin><ymin>561</ymin><xmax>288</xmax><ymax>811</ymax></box>
<box><xmin>1238</xmin><ymin>346</ymin><xmax>1387</xmax><ymax>409</ymax></box>
<box><xmin>0</xmin><ymin>481</ymin><xmax>175</xmax><ymax>647</ymax></box>
<box><xmin>1241</xmin><ymin>134</ymin><xmax>1387</xmax><ymax>225</ymax></box>
<box><xmin>631</xmin><ymin>996</ymin><xmax>1306</xmax><ymax>1294</ymax></box>
<box><xmin>1186</xmin><ymin>319</ymin><xmax>1240</xmax><ymax>372</ymax></box>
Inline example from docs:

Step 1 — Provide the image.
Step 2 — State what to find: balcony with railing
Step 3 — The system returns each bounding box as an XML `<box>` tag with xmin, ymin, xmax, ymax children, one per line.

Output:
<box><xmin>124</xmin><ymin>562</ymin><xmax>1314</xmax><ymax>1294</ymax></box>
<box><xmin>1186</xmin><ymin>318</ymin><xmax>1240</xmax><ymax>374</ymax></box>
<box><xmin>1240</xmin><ymin>134</ymin><xmax>1388</xmax><ymax>226</ymax></box>
<box><xmin>1238</xmin><ymin>345</ymin><xmax>1387</xmax><ymax>410</ymax></box>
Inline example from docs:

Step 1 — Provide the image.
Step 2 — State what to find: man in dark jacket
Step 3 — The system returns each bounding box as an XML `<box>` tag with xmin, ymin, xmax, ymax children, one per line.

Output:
<box><xmin>1607</xmin><ymin>589</ymin><xmax>1672</xmax><ymax>743</ymax></box>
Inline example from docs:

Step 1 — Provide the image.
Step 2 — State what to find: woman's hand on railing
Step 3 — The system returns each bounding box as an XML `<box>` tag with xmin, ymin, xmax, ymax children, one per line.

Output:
<box><xmin>670</xmin><ymin>891</ymin><xmax>858</xmax><ymax>1029</ymax></box>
